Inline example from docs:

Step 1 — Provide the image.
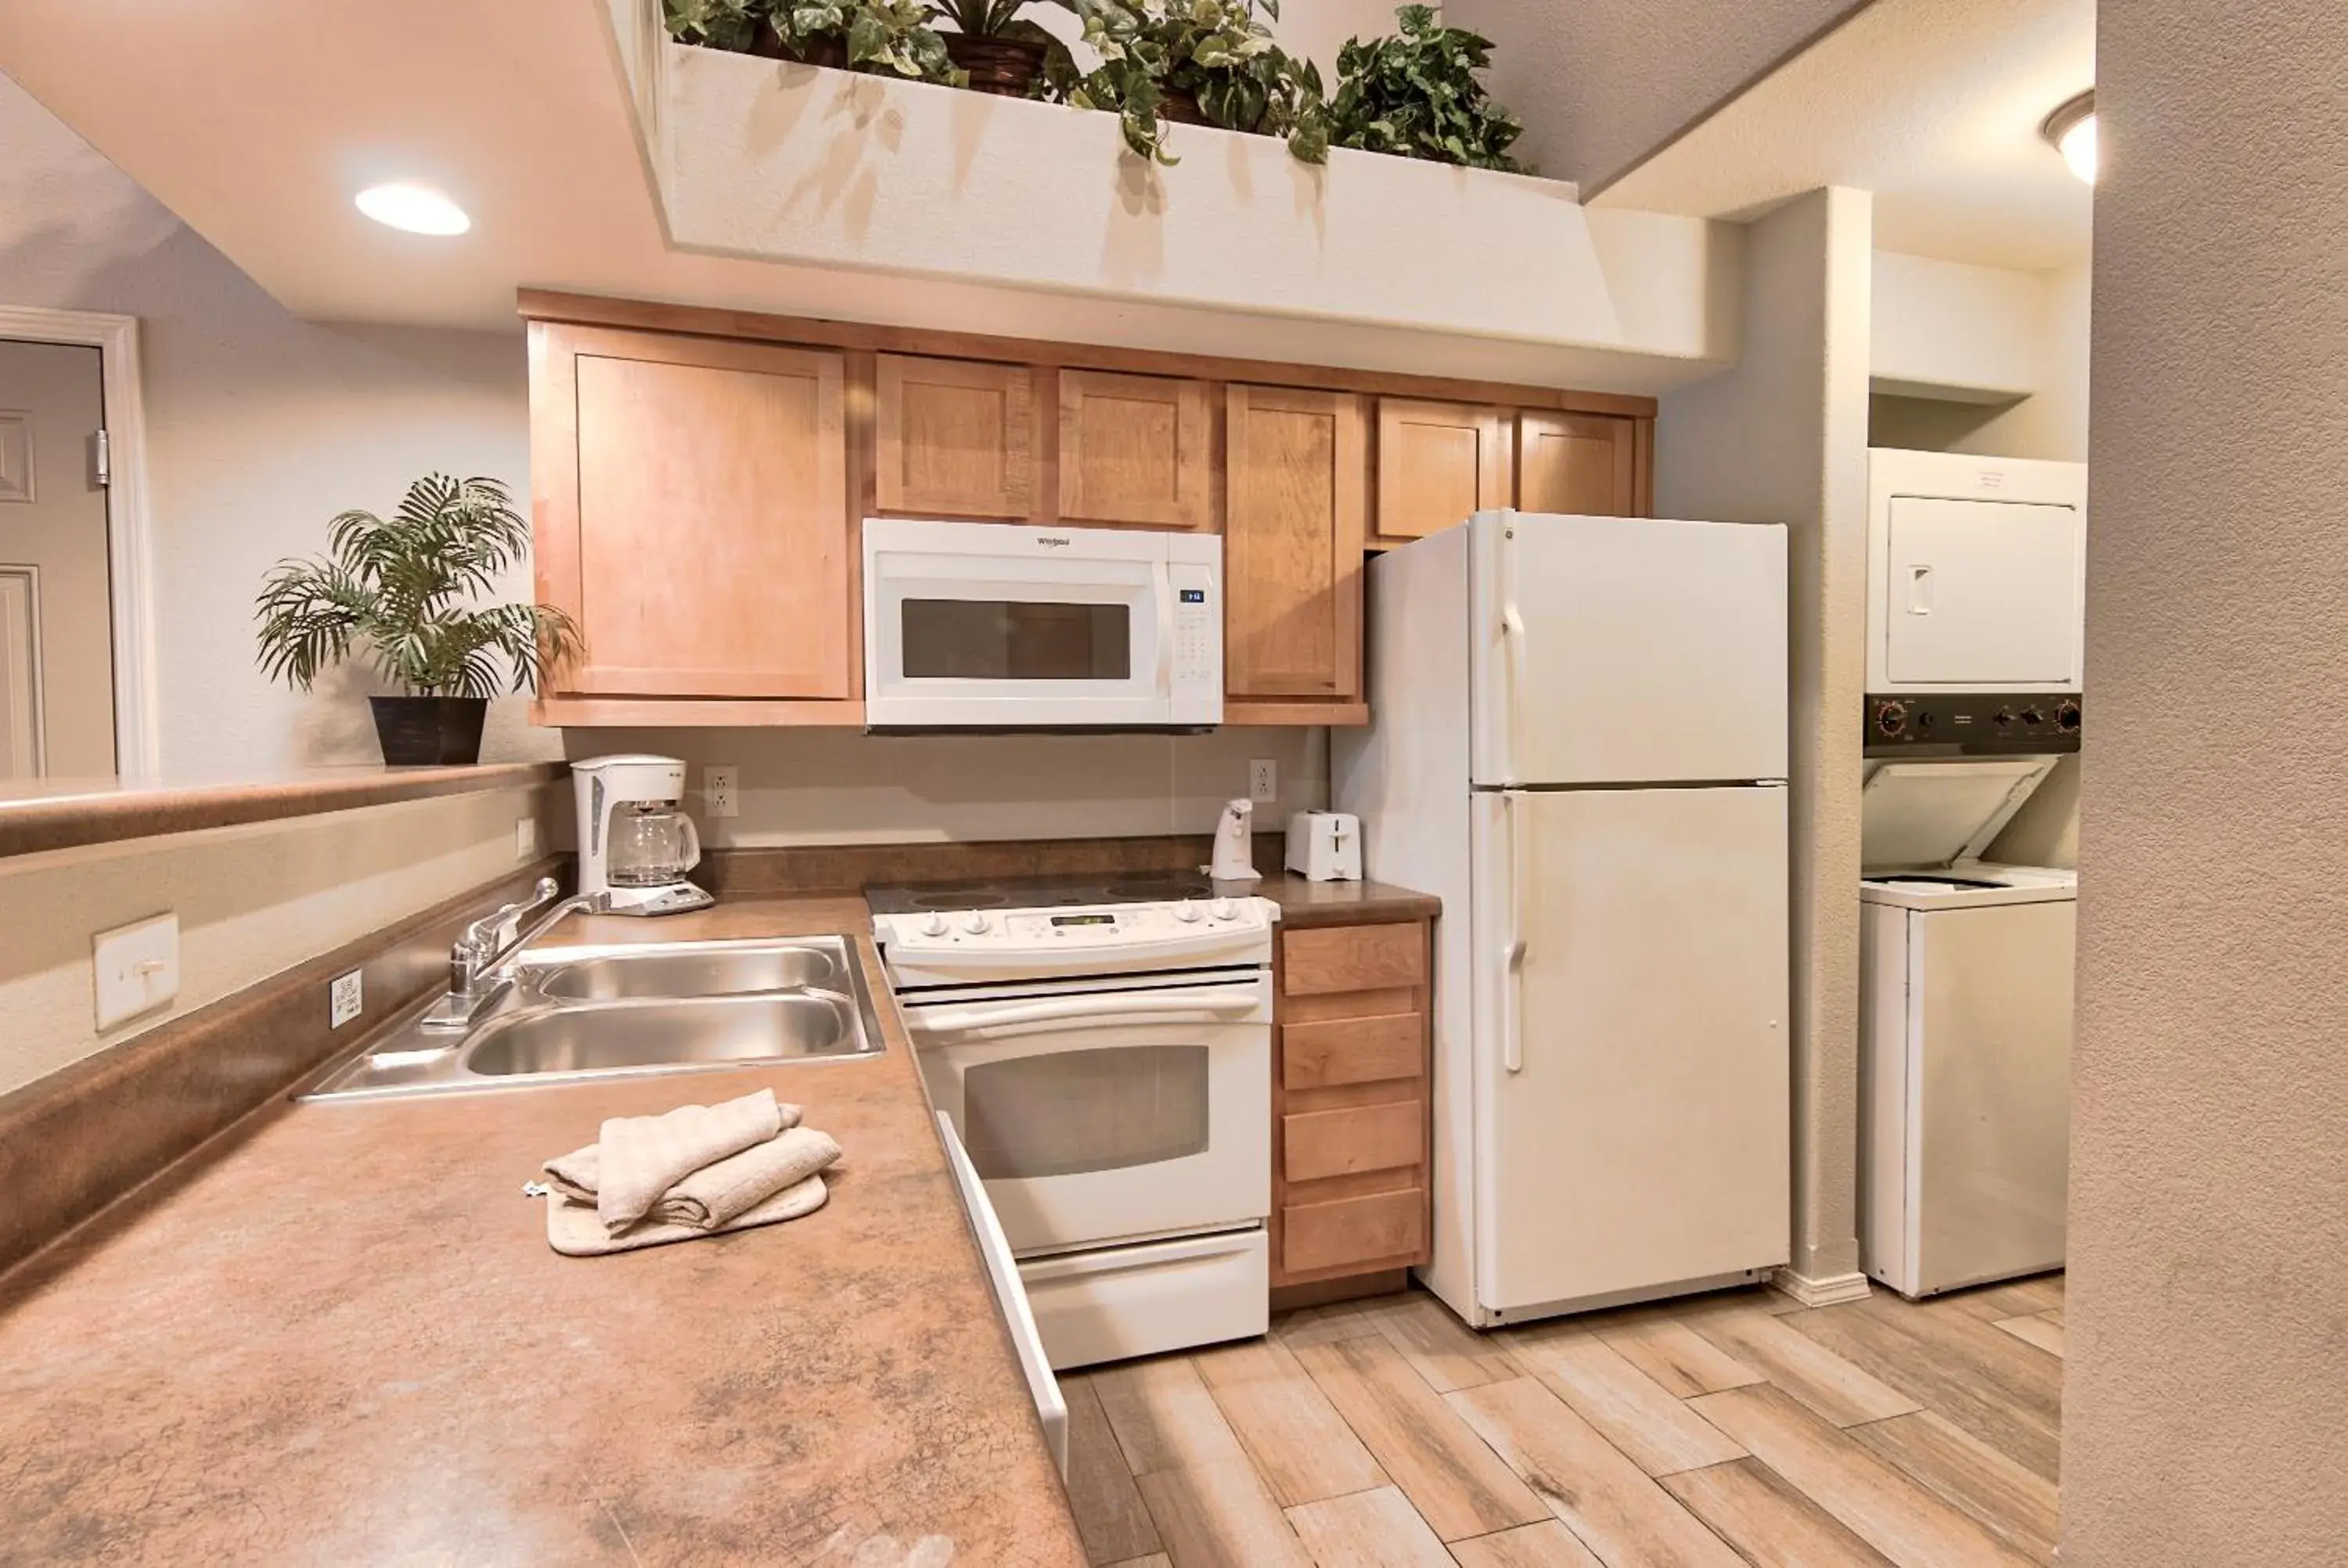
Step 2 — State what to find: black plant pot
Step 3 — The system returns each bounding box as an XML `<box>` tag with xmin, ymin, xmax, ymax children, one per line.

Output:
<box><xmin>369</xmin><ymin>696</ymin><xmax>489</xmax><ymax>766</ymax></box>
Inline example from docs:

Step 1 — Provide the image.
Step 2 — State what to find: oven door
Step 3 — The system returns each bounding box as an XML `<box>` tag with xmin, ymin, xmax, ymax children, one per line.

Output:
<box><xmin>865</xmin><ymin>519</ymin><xmax>1173</xmax><ymax>728</ymax></box>
<box><xmin>903</xmin><ymin>973</ymin><xmax>1272</xmax><ymax>1255</ymax></box>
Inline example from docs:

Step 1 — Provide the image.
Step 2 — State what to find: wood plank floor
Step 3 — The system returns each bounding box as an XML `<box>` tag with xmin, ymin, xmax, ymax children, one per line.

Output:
<box><xmin>1063</xmin><ymin>1274</ymin><xmax>2065</xmax><ymax>1567</ymax></box>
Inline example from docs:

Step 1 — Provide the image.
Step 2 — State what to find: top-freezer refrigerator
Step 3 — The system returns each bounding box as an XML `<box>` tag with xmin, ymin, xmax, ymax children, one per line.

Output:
<box><xmin>1334</xmin><ymin>511</ymin><xmax>1791</xmax><ymax>1327</ymax></box>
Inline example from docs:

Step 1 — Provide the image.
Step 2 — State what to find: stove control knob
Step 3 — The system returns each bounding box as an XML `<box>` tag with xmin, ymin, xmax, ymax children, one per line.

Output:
<box><xmin>1210</xmin><ymin>898</ymin><xmax>1237</xmax><ymax>922</ymax></box>
<box><xmin>918</xmin><ymin>913</ymin><xmax>949</xmax><ymax>937</ymax></box>
<box><xmin>962</xmin><ymin>912</ymin><xmax>992</xmax><ymax>935</ymax></box>
<box><xmin>1174</xmin><ymin>902</ymin><xmax>1203</xmax><ymax>923</ymax></box>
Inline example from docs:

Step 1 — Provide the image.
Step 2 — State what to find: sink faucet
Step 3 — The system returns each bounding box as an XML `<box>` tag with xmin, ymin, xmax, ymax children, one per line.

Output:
<box><xmin>419</xmin><ymin>879</ymin><xmax>609</xmax><ymax>1033</ymax></box>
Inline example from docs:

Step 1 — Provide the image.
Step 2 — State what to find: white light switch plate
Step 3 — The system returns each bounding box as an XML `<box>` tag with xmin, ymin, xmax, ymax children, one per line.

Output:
<box><xmin>93</xmin><ymin>912</ymin><xmax>179</xmax><ymax>1030</ymax></box>
<box><xmin>330</xmin><ymin>969</ymin><xmax>364</xmax><ymax>1028</ymax></box>
<box><xmin>705</xmin><ymin>764</ymin><xmax>740</xmax><ymax>818</ymax></box>
<box><xmin>1248</xmin><ymin>759</ymin><xmax>1278</xmax><ymax>804</ymax></box>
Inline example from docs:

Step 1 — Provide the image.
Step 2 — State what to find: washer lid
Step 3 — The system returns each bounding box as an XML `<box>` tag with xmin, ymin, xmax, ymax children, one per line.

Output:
<box><xmin>1861</xmin><ymin>757</ymin><xmax>2058</xmax><ymax>872</ymax></box>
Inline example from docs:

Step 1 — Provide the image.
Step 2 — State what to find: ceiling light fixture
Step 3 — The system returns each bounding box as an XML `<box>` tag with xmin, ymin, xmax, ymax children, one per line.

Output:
<box><xmin>355</xmin><ymin>182</ymin><xmax>472</xmax><ymax>236</ymax></box>
<box><xmin>2042</xmin><ymin>90</ymin><xmax>2097</xmax><ymax>185</ymax></box>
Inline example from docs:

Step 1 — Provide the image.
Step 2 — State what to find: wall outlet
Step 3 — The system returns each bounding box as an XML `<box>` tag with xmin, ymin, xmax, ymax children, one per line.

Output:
<box><xmin>330</xmin><ymin>969</ymin><xmax>364</xmax><ymax>1029</ymax></box>
<box><xmin>514</xmin><ymin>816</ymin><xmax>538</xmax><ymax>859</ymax></box>
<box><xmin>93</xmin><ymin>912</ymin><xmax>178</xmax><ymax>1031</ymax></box>
<box><xmin>705</xmin><ymin>764</ymin><xmax>740</xmax><ymax>819</ymax></box>
<box><xmin>1249</xmin><ymin>758</ymin><xmax>1278</xmax><ymax>804</ymax></box>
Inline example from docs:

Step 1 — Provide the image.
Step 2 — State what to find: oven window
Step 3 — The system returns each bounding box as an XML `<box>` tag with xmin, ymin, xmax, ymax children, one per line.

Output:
<box><xmin>962</xmin><ymin>1045</ymin><xmax>1208</xmax><ymax>1180</ymax></box>
<box><xmin>901</xmin><ymin>599</ymin><xmax>1132</xmax><ymax>681</ymax></box>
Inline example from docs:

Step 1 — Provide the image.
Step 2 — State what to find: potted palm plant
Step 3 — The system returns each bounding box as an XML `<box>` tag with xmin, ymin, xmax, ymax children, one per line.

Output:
<box><xmin>253</xmin><ymin>475</ymin><xmax>582</xmax><ymax>767</ymax></box>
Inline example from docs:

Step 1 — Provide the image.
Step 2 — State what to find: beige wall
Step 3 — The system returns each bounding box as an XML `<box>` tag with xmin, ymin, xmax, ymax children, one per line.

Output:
<box><xmin>1658</xmin><ymin>188</ymin><xmax>1873</xmax><ymax>1293</ymax></box>
<box><xmin>1442</xmin><ymin>0</ymin><xmax>1872</xmax><ymax>189</ymax></box>
<box><xmin>2062</xmin><ymin>2</ymin><xmax>2348</xmax><ymax>1559</ymax></box>
<box><xmin>0</xmin><ymin>785</ymin><xmax>556</xmax><ymax>1096</ymax></box>
<box><xmin>0</xmin><ymin>73</ymin><xmax>556</xmax><ymax>776</ymax></box>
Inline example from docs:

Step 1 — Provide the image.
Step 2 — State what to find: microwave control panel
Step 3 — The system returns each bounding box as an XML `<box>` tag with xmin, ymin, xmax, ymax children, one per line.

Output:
<box><xmin>1169</xmin><ymin>560</ymin><xmax>1223</xmax><ymax>716</ymax></box>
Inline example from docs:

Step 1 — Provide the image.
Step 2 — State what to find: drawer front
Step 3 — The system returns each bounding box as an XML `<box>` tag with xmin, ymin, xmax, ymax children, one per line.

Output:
<box><xmin>1282</xmin><ymin>1012</ymin><xmax>1423</xmax><ymax>1091</ymax></box>
<box><xmin>1281</xmin><ymin>922</ymin><xmax>1427</xmax><ymax>997</ymax></box>
<box><xmin>1284</xmin><ymin>1099</ymin><xmax>1424</xmax><ymax>1183</ymax></box>
<box><xmin>1283</xmin><ymin>1188</ymin><xmax>1427</xmax><ymax>1277</ymax></box>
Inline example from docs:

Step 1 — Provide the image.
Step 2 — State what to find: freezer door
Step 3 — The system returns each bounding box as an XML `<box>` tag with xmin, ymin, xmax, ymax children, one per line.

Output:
<box><xmin>1472</xmin><ymin>786</ymin><xmax>1790</xmax><ymax>1314</ymax></box>
<box><xmin>1884</xmin><ymin>497</ymin><xmax>2083</xmax><ymax>686</ymax></box>
<box><xmin>1471</xmin><ymin>512</ymin><xmax>1788</xmax><ymax>786</ymax></box>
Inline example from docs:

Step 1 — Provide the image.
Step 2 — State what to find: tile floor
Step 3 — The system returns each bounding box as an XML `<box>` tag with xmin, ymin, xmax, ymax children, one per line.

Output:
<box><xmin>1062</xmin><ymin>1275</ymin><xmax>2065</xmax><ymax>1566</ymax></box>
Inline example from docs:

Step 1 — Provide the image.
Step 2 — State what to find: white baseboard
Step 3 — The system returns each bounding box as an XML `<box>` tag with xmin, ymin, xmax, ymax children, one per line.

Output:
<box><xmin>1769</xmin><ymin>1268</ymin><xmax>1873</xmax><ymax>1308</ymax></box>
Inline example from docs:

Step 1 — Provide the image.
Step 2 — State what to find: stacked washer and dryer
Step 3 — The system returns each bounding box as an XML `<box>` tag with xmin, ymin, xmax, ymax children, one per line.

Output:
<box><xmin>1858</xmin><ymin>449</ymin><xmax>2085</xmax><ymax>1299</ymax></box>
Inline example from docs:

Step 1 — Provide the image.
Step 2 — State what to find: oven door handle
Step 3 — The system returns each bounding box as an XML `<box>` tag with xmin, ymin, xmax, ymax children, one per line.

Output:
<box><xmin>909</xmin><ymin>987</ymin><xmax>1264</xmax><ymax>1040</ymax></box>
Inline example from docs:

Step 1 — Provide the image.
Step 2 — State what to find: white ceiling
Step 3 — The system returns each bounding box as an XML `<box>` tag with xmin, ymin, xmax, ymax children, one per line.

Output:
<box><xmin>0</xmin><ymin>2</ymin><xmax>1717</xmax><ymax>394</ymax></box>
<box><xmin>1591</xmin><ymin>0</ymin><xmax>2096</xmax><ymax>273</ymax></box>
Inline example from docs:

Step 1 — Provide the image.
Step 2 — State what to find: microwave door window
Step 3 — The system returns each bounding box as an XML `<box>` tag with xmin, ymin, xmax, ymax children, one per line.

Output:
<box><xmin>960</xmin><ymin>1044</ymin><xmax>1210</xmax><ymax>1180</ymax></box>
<box><xmin>901</xmin><ymin>599</ymin><xmax>1133</xmax><ymax>681</ymax></box>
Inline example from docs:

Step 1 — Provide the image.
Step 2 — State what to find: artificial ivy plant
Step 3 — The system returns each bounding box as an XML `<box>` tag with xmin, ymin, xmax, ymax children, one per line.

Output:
<box><xmin>1048</xmin><ymin>0</ymin><xmax>1327</xmax><ymax>166</ymax></box>
<box><xmin>1327</xmin><ymin>4</ymin><xmax>1526</xmax><ymax>171</ymax></box>
<box><xmin>664</xmin><ymin>0</ymin><xmax>961</xmax><ymax>84</ymax></box>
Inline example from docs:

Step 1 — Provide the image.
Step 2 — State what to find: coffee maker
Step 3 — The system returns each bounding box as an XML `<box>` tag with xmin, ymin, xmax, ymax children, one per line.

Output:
<box><xmin>572</xmin><ymin>754</ymin><xmax>715</xmax><ymax>916</ymax></box>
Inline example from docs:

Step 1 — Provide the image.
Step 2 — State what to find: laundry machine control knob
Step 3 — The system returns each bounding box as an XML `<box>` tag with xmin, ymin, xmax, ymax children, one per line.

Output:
<box><xmin>1873</xmin><ymin>700</ymin><xmax>1908</xmax><ymax>738</ymax></box>
<box><xmin>2018</xmin><ymin>707</ymin><xmax>2047</xmax><ymax>727</ymax></box>
<box><xmin>1993</xmin><ymin>708</ymin><xmax>2016</xmax><ymax>728</ymax></box>
<box><xmin>2056</xmin><ymin>701</ymin><xmax>2082</xmax><ymax>732</ymax></box>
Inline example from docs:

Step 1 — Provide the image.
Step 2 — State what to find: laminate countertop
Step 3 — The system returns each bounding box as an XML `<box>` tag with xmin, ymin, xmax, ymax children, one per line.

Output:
<box><xmin>0</xmin><ymin>897</ymin><xmax>1086</xmax><ymax>1566</ymax></box>
<box><xmin>1261</xmin><ymin>874</ymin><xmax>1443</xmax><ymax>929</ymax></box>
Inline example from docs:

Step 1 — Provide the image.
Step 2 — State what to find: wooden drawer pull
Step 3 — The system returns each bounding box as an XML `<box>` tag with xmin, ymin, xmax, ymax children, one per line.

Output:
<box><xmin>1284</xmin><ymin>1188</ymin><xmax>1426</xmax><ymax>1276</ymax></box>
<box><xmin>1281</xmin><ymin>922</ymin><xmax>1426</xmax><ymax>997</ymax></box>
<box><xmin>1284</xmin><ymin>1100</ymin><xmax>1424</xmax><ymax>1183</ymax></box>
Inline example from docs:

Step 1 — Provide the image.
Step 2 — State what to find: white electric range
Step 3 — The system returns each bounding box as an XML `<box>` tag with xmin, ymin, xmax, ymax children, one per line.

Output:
<box><xmin>872</xmin><ymin>873</ymin><xmax>1278</xmax><ymax>1374</ymax></box>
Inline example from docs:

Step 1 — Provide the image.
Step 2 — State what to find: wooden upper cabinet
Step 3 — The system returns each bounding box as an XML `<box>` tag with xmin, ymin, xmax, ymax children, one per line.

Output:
<box><xmin>1375</xmin><ymin>398</ymin><xmax>1513</xmax><ymax>544</ymax></box>
<box><xmin>532</xmin><ymin>324</ymin><xmax>851</xmax><ymax>699</ymax></box>
<box><xmin>1224</xmin><ymin>386</ymin><xmax>1367</xmax><ymax>701</ymax></box>
<box><xmin>1518</xmin><ymin>410</ymin><xmax>1640</xmax><ymax>516</ymax></box>
<box><xmin>1057</xmin><ymin>369</ymin><xmax>1216</xmax><ymax>530</ymax></box>
<box><xmin>875</xmin><ymin>354</ymin><xmax>1034</xmax><ymax>519</ymax></box>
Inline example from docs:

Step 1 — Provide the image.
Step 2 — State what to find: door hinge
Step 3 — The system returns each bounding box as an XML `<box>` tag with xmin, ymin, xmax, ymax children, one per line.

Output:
<box><xmin>91</xmin><ymin>429</ymin><xmax>111</xmax><ymax>488</ymax></box>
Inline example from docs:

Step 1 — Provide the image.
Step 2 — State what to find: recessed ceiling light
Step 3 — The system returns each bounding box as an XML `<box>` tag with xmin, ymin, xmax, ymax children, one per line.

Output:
<box><xmin>2042</xmin><ymin>91</ymin><xmax>2097</xmax><ymax>185</ymax></box>
<box><xmin>355</xmin><ymin>182</ymin><xmax>471</xmax><ymax>236</ymax></box>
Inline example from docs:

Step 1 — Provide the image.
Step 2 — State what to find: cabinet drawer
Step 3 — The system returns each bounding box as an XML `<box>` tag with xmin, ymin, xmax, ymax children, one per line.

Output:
<box><xmin>1284</xmin><ymin>1099</ymin><xmax>1424</xmax><ymax>1183</ymax></box>
<box><xmin>1282</xmin><ymin>922</ymin><xmax>1426</xmax><ymax>997</ymax></box>
<box><xmin>1282</xmin><ymin>1012</ymin><xmax>1424</xmax><ymax>1091</ymax></box>
<box><xmin>1283</xmin><ymin>1188</ymin><xmax>1427</xmax><ymax>1277</ymax></box>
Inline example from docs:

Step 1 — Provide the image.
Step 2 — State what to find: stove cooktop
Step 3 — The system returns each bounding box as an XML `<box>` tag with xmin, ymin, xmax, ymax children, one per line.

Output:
<box><xmin>865</xmin><ymin>871</ymin><xmax>1215</xmax><ymax>915</ymax></box>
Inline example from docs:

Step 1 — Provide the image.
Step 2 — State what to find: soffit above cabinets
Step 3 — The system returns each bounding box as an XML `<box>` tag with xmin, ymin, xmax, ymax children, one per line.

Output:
<box><xmin>0</xmin><ymin>2</ymin><xmax>1742</xmax><ymax>395</ymax></box>
<box><xmin>1590</xmin><ymin>0</ymin><xmax>2095</xmax><ymax>273</ymax></box>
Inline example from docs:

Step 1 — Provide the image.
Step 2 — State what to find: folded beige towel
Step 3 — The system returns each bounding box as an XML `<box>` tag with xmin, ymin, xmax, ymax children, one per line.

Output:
<box><xmin>584</xmin><ymin>1088</ymin><xmax>785</xmax><ymax>1235</ymax></box>
<box><xmin>542</xmin><ymin>1098</ymin><xmax>805</xmax><ymax>1208</ymax></box>
<box><xmin>545</xmin><ymin>1173</ymin><xmax>830</xmax><ymax>1257</ymax></box>
<box><xmin>656</xmin><ymin>1125</ymin><xmax>842</xmax><ymax>1230</ymax></box>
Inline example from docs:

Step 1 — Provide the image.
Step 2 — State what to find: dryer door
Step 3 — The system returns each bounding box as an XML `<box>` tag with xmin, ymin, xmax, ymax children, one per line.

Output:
<box><xmin>1885</xmin><ymin>497</ymin><xmax>2082</xmax><ymax>685</ymax></box>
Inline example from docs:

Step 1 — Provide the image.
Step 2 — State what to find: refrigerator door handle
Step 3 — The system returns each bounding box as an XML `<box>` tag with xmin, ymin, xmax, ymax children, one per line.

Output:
<box><xmin>1499</xmin><ymin>535</ymin><xmax>1526</xmax><ymax>786</ymax></box>
<box><xmin>1500</xmin><ymin>792</ymin><xmax>1528</xmax><ymax>1074</ymax></box>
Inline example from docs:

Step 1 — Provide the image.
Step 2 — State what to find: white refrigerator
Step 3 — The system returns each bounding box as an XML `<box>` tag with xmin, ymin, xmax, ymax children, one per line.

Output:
<box><xmin>1334</xmin><ymin>512</ymin><xmax>1792</xmax><ymax>1327</ymax></box>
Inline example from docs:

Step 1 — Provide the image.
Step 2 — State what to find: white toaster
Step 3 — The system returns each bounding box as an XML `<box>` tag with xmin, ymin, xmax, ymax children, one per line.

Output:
<box><xmin>1284</xmin><ymin>811</ymin><xmax>1362</xmax><ymax>882</ymax></box>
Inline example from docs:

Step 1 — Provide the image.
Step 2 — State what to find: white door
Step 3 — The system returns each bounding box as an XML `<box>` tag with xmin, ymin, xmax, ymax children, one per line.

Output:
<box><xmin>1470</xmin><ymin>512</ymin><xmax>1787</xmax><ymax>786</ymax></box>
<box><xmin>1884</xmin><ymin>497</ymin><xmax>2083</xmax><ymax>685</ymax></box>
<box><xmin>0</xmin><ymin>340</ymin><xmax>114</xmax><ymax>776</ymax></box>
<box><xmin>1472</xmin><ymin>785</ymin><xmax>1790</xmax><ymax>1314</ymax></box>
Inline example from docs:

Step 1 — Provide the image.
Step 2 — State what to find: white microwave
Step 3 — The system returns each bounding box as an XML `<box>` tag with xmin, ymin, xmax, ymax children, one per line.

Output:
<box><xmin>862</xmin><ymin>520</ymin><xmax>1223</xmax><ymax>730</ymax></box>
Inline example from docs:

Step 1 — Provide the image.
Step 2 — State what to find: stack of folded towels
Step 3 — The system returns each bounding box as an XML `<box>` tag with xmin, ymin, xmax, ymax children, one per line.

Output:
<box><xmin>538</xmin><ymin>1088</ymin><xmax>841</xmax><ymax>1256</ymax></box>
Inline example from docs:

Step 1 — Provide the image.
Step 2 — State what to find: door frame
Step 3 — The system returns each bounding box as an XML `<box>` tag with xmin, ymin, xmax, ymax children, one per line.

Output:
<box><xmin>0</xmin><ymin>305</ymin><xmax>157</xmax><ymax>775</ymax></box>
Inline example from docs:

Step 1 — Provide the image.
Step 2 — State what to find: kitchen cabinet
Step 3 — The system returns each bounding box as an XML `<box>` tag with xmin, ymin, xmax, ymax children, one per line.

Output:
<box><xmin>1518</xmin><ymin>409</ymin><xmax>1641</xmax><ymax>516</ymax></box>
<box><xmin>1057</xmin><ymin>369</ymin><xmax>1217</xmax><ymax>530</ymax></box>
<box><xmin>1224</xmin><ymin>386</ymin><xmax>1367</xmax><ymax>712</ymax></box>
<box><xmin>530</xmin><ymin>323</ymin><xmax>853</xmax><ymax>703</ymax></box>
<box><xmin>1374</xmin><ymin>398</ymin><xmax>1514</xmax><ymax>545</ymax></box>
<box><xmin>1271</xmin><ymin>918</ymin><xmax>1434</xmax><ymax>1289</ymax></box>
<box><xmin>875</xmin><ymin>354</ymin><xmax>1035</xmax><ymax>519</ymax></box>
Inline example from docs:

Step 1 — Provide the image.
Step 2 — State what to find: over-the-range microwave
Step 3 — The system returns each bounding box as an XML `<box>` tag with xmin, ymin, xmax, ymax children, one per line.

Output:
<box><xmin>862</xmin><ymin>519</ymin><xmax>1223</xmax><ymax>731</ymax></box>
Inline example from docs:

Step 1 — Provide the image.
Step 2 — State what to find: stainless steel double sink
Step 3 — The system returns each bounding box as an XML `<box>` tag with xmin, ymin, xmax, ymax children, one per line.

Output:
<box><xmin>302</xmin><ymin>937</ymin><xmax>886</xmax><ymax>1101</ymax></box>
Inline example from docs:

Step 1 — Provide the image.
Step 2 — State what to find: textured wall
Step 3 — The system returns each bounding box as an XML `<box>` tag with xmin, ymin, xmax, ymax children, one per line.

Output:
<box><xmin>2062</xmin><ymin>2</ymin><xmax>2348</xmax><ymax>1560</ymax></box>
<box><xmin>1443</xmin><ymin>0</ymin><xmax>1872</xmax><ymax>189</ymax></box>
<box><xmin>0</xmin><ymin>74</ymin><xmax>555</xmax><ymax>775</ymax></box>
<box><xmin>1658</xmin><ymin>189</ymin><xmax>1874</xmax><ymax>1291</ymax></box>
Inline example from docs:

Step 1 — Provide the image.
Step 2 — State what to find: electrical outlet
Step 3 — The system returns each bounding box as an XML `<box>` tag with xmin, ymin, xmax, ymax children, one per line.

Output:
<box><xmin>515</xmin><ymin>816</ymin><xmax>538</xmax><ymax>859</ymax></box>
<box><xmin>705</xmin><ymin>764</ymin><xmax>740</xmax><ymax>819</ymax></box>
<box><xmin>330</xmin><ymin>969</ymin><xmax>364</xmax><ymax>1029</ymax></box>
<box><xmin>1248</xmin><ymin>758</ymin><xmax>1278</xmax><ymax>804</ymax></box>
<box><xmin>93</xmin><ymin>913</ymin><xmax>178</xmax><ymax>1030</ymax></box>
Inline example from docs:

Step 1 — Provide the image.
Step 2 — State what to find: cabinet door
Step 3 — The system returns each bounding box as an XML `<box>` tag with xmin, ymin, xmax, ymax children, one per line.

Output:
<box><xmin>1057</xmin><ymin>369</ymin><xmax>1215</xmax><ymax>530</ymax></box>
<box><xmin>875</xmin><ymin>355</ymin><xmax>1034</xmax><ymax>519</ymax></box>
<box><xmin>1225</xmin><ymin>386</ymin><xmax>1367</xmax><ymax>699</ymax></box>
<box><xmin>1376</xmin><ymin>398</ymin><xmax>1512</xmax><ymax>543</ymax></box>
<box><xmin>1518</xmin><ymin>410</ymin><xmax>1639</xmax><ymax>516</ymax></box>
<box><xmin>535</xmin><ymin>325</ymin><xmax>850</xmax><ymax>699</ymax></box>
